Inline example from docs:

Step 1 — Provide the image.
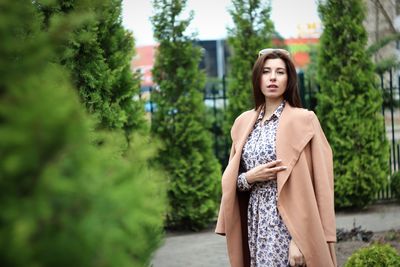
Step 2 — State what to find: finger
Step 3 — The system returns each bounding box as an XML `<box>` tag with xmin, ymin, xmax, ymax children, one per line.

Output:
<box><xmin>265</xmin><ymin>159</ymin><xmax>282</xmax><ymax>167</ymax></box>
<box><xmin>264</xmin><ymin>174</ymin><xmax>276</xmax><ymax>181</ymax></box>
<box><xmin>266</xmin><ymin>166</ymin><xmax>287</xmax><ymax>173</ymax></box>
<box><xmin>257</xmin><ymin>173</ymin><xmax>276</xmax><ymax>181</ymax></box>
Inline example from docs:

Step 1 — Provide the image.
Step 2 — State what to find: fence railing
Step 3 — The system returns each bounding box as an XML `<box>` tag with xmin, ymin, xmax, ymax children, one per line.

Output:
<box><xmin>203</xmin><ymin>77</ymin><xmax>229</xmax><ymax>169</ymax></box>
<box><xmin>378</xmin><ymin>69</ymin><xmax>400</xmax><ymax>201</ymax></box>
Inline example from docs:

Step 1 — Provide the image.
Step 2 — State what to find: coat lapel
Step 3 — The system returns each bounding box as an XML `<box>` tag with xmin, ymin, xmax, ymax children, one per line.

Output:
<box><xmin>275</xmin><ymin>104</ymin><xmax>314</xmax><ymax>197</ymax></box>
<box><xmin>231</xmin><ymin>103</ymin><xmax>314</xmax><ymax>197</ymax></box>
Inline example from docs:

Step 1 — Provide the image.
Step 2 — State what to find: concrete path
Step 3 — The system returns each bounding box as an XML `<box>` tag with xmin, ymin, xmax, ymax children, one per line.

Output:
<box><xmin>151</xmin><ymin>203</ymin><xmax>400</xmax><ymax>267</ymax></box>
<box><xmin>335</xmin><ymin>202</ymin><xmax>400</xmax><ymax>232</ymax></box>
<box><xmin>150</xmin><ymin>230</ymin><xmax>229</xmax><ymax>267</ymax></box>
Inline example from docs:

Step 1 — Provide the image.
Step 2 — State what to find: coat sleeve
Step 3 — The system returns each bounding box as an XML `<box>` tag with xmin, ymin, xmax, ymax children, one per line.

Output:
<box><xmin>310</xmin><ymin>113</ymin><xmax>337</xmax><ymax>243</ymax></box>
<box><xmin>215</xmin><ymin>119</ymin><xmax>238</xmax><ymax>235</ymax></box>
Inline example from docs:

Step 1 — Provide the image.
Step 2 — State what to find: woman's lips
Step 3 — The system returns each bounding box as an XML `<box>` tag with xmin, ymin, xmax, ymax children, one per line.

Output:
<box><xmin>267</xmin><ymin>85</ymin><xmax>278</xmax><ymax>91</ymax></box>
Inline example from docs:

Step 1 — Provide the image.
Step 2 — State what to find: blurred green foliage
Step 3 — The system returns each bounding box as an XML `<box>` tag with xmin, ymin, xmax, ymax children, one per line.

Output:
<box><xmin>317</xmin><ymin>0</ymin><xmax>389</xmax><ymax>208</ymax></box>
<box><xmin>345</xmin><ymin>243</ymin><xmax>400</xmax><ymax>267</ymax></box>
<box><xmin>0</xmin><ymin>1</ymin><xmax>165</xmax><ymax>266</ymax></box>
<box><xmin>151</xmin><ymin>0</ymin><xmax>221</xmax><ymax>231</ymax></box>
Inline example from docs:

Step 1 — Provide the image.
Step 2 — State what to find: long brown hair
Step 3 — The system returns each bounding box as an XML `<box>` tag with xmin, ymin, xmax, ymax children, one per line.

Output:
<box><xmin>251</xmin><ymin>51</ymin><xmax>302</xmax><ymax>110</ymax></box>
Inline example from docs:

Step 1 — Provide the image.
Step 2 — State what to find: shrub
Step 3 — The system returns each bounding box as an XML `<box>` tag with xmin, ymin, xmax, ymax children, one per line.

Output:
<box><xmin>34</xmin><ymin>0</ymin><xmax>146</xmax><ymax>135</ymax></box>
<box><xmin>317</xmin><ymin>0</ymin><xmax>389</xmax><ymax>208</ymax></box>
<box><xmin>151</xmin><ymin>0</ymin><xmax>221</xmax><ymax>231</ymax></box>
<box><xmin>345</xmin><ymin>243</ymin><xmax>400</xmax><ymax>267</ymax></box>
<box><xmin>391</xmin><ymin>171</ymin><xmax>400</xmax><ymax>200</ymax></box>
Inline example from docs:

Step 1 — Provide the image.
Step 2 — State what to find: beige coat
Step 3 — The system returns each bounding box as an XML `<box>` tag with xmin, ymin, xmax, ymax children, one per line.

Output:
<box><xmin>215</xmin><ymin>103</ymin><xmax>337</xmax><ymax>267</ymax></box>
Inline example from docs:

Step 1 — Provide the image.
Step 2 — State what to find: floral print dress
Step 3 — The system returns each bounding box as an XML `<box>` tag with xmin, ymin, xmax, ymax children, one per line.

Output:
<box><xmin>237</xmin><ymin>101</ymin><xmax>292</xmax><ymax>267</ymax></box>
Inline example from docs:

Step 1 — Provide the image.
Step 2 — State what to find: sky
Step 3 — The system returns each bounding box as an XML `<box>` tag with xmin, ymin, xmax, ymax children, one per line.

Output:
<box><xmin>122</xmin><ymin>0</ymin><xmax>321</xmax><ymax>46</ymax></box>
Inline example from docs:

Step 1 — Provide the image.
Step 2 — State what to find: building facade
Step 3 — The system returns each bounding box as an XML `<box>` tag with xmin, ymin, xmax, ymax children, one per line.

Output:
<box><xmin>364</xmin><ymin>0</ymin><xmax>400</xmax><ymax>65</ymax></box>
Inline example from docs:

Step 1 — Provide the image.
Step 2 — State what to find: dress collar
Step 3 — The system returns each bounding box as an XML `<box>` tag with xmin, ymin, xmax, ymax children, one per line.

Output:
<box><xmin>257</xmin><ymin>100</ymin><xmax>286</xmax><ymax>123</ymax></box>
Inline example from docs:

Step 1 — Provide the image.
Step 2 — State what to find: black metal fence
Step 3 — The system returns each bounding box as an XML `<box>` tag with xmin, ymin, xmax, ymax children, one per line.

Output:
<box><xmin>377</xmin><ymin>69</ymin><xmax>400</xmax><ymax>201</ymax></box>
<box><xmin>203</xmin><ymin>77</ymin><xmax>230</xmax><ymax>169</ymax></box>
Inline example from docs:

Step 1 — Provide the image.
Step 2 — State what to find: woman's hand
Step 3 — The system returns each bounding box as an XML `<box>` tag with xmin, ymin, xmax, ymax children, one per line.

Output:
<box><xmin>245</xmin><ymin>159</ymin><xmax>287</xmax><ymax>184</ymax></box>
<box><xmin>289</xmin><ymin>240</ymin><xmax>305</xmax><ymax>266</ymax></box>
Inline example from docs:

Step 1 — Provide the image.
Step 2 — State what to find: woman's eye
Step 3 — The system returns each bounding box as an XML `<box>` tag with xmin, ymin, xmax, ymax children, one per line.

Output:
<box><xmin>277</xmin><ymin>71</ymin><xmax>285</xmax><ymax>75</ymax></box>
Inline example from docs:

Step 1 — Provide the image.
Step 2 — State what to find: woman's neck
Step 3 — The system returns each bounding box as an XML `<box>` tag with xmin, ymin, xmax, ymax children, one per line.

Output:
<box><xmin>264</xmin><ymin>97</ymin><xmax>283</xmax><ymax>115</ymax></box>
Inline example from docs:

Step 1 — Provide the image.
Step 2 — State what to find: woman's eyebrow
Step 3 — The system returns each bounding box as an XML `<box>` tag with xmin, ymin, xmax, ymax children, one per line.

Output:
<box><xmin>263</xmin><ymin>67</ymin><xmax>286</xmax><ymax>70</ymax></box>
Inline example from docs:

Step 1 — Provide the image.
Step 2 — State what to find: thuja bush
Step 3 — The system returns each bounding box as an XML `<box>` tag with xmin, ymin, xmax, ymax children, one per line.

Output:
<box><xmin>34</xmin><ymin>0</ymin><xmax>146</xmax><ymax>135</ymax></box>
<box><xmin>317</xmin><ymin>0</ymin><xmax>389</xmax><ymax>208</ymax></box>
<box><xmin>151</xmin><ymin>0</ymin><xmax>221</xmax><ymax>231</ymax></box>
<box><xmin>345</xmin><ymin>244</ymin><xmax>400</xmax><ymax>267</ymax></box>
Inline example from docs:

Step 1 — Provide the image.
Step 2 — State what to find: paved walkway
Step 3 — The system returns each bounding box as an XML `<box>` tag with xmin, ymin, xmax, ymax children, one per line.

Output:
<box><xmin>150</xmin><ymin>203</ymin><xmax>400</xmax><ymax>267</ymax></box>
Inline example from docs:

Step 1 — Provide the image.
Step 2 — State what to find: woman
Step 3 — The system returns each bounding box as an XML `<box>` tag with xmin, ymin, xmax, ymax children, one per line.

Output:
<box><xmin>215</xmin><ymin>49</ymin><xmax>337</xmax><ymax>267</ymax></box>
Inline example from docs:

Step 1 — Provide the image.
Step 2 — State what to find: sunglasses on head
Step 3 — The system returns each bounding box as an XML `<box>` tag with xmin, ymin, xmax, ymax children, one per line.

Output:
<box><xmin>258</xmin><ymin>48</ymin><xmax>291</xmax><ymax>58</ymax></box>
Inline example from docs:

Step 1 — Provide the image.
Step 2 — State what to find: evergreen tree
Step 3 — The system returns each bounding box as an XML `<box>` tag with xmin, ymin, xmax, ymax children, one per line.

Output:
<box><xmin>317</xmin><ymin>0</ymin><xmax>389</xmax><ymax>208</ymax></box>
<box><xmin>0</xmin><ymin>1</ymin><xmax>165</xmax><ymax>266</ymax></box>
<box><xmin>151</xmin><ymin>0</ymin><xmax>221</xmax><ymax>230</ymax></box>
<box><xmin>226</xmin><ymin>0</ymin><xmax>275</xmax><ymax>125</ymax></box>
<box><xmin>34</xmin><ymin>0</ymin><xmax>146</xmax><ymax>136</ymax></box>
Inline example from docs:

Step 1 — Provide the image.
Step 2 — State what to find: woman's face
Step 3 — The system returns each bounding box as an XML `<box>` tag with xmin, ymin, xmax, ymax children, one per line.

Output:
<box><xmin>260</xmin><ymin>58</ymin><xmax>288</xmax><ymax>101</ymax></box>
